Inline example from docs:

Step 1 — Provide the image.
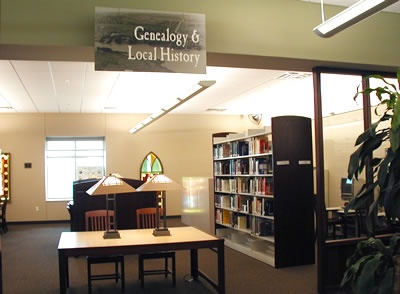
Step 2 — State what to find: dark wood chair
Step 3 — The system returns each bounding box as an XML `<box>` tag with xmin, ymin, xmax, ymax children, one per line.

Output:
<box><xmin>0</xmin><ymin>200</ymin><xmax>8</xmax><ymax>233</ymax></box>
<box><xmin>326</xmin><ymin>208</ymin><xmax>344</xmax><ymax>239</ymax></box>
<box><xmin>85</xmin><ymin>210</ymin><xmax>125</xmax><ymax>294</ymax></box>
<box><xmin>69</xmin><ymin>178</ymin><xmax>157</xmax><ymax>232</ymax></box>
<box><xmin>136</xmin><ymin>207</ymin><xmax>176</xmax><ymax>288</ymax></box>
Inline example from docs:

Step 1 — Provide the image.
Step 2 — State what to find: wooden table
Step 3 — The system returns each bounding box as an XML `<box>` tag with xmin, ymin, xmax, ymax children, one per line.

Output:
<box><xmin>58</xmin><ymin>226</ymin><xmax>225</xmax><ymax>293</ymax></box>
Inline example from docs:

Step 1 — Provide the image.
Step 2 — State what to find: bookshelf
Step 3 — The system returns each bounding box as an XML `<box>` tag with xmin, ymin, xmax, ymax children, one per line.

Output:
<box><xmin>212</xmin><ymin>116</ymin><xmax>315</xmax><ymax>268</ymax></box>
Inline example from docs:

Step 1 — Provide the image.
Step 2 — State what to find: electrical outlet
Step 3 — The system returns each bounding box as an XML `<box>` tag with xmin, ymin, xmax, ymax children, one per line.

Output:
<box><xmin>35</xmin><ymin>206</ymin><xmax>39</xmax><ymax>212</ymax></box>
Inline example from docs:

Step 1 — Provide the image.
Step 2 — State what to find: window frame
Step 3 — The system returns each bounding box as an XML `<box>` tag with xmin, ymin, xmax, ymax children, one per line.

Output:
<box><xmin>45</xmin><ymin>136</ymin><xmax>106</xmax><ymax>201</ymax></box>
<box><xmin>140</xmin><ymin>151</ymin><xmax>163</xmax><ymax>182</ymax></box>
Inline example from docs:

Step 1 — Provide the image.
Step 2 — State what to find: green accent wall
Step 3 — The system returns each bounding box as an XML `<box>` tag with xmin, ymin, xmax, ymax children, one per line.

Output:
<box><xmin>0</xmin><ymin>0</ymin><xmax>399</xmax><ymax>69</ymax></box>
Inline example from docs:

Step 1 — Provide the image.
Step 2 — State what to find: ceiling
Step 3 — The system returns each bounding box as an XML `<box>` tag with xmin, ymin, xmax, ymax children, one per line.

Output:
<box><xmin>0</xmin><ymin>0</ymin><xmax>398</xmax><ymax>123</ymax></box>
<box><xmin>0</xmin><ymin>61</ymin><xmax>318</xmax><ymax>119</ymax></box>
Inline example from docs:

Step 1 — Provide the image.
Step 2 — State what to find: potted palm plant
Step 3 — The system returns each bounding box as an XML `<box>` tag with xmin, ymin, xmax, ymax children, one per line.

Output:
<box><xmin>341</xmin><ymin>236</ymin><xmax>400</xmax><ymax>293</ymax></box>
<box><xmin>340</xmin><ymin>68</ymin><xmax>400</xmax><ymax>293</ymax></box>
<box><xmin>346</xmin><ymin>68</ymin><xmax>400</xmax><ymax>230</ymax></box>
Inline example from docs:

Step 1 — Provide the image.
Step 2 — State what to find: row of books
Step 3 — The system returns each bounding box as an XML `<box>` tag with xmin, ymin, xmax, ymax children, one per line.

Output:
<box><xmin>249</xmin><ymin>158</ymin><xmax>273</xmax><ymax>175</ymax></box>
<box><xmin>215</xmin><ymin>194</ymin><xmax>274</xmax><ymax>217</ymax></box>
<box><xmin>215</xmin><ymin>209</ymin><xmax>249</xmax><ymax>230</ymax></box>
<box><xmin>215</xmin><ymin>177</ymin><xmax>274</xmax><ymax>195</ymax></box>
<box><xmin>252</xmin><ymin>197</ymin><xmax>274</xmax><ymax>217</ymax></box>
<box><xmin>215</xmin><ymin>209</ymin><xmax>233</xmax><ymax>225</ymax></box>
<box><xmin>213</xmin><ymin>135</ymin><xmax>272</xmax><ymax>159</ymax></box>
<box><xmin>248</xmin><ymin>136</ymin><xmax>271</xmax><ymax>155</ymax></box>
<box><xmin>214</xmin><ymin>157</ymin><xmax>273</xmax><ymax>175</ymax></box>
<box><xmin>215</xmin><ymin>209</ymin><xmax>274</xmax><ymax>236</ymax></box>
<box><xmin>230</xmin><ymin>141</ymin><xmax>249</xmax><ymax>157</ymax></box>
<box><xmin>251</xmin><ymin>177</ymin><xmax>274</xmax><ymax>195</ymax></box>
<box><xmin>213</xmin><ymin>143</ymin><xmax>232</xmax><ymax>159</ymax></box>
<box><xmin>214</xmin><ymin>159</ymin><xmax>249</xmax><ymax>175</ymax></box>
<box><xmin>213</xmin><ymin>141</ymin><xmax>249</xmax><ymax>159</ymax></box>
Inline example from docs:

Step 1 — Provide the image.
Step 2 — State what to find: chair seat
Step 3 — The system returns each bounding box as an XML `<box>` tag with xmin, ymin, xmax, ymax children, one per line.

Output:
<box><xmin>138</xmin><ymin>251</ymin><xmax>176</xmax><ymax>287</ymax></box>
<box><xmin>87</xmin><ymin>255</ymin><xmax>124</xmax><ymax>264</ymax></box>
<box><xmin>327</xmin><ymin>216</ymin><xmax>347</xmax><ymax>239</ymax></box>
<box><xmin>140</xmin><ymin>251</ymin><xmax>175</xmax><ymax>260</ymax></box>
<box><xmin>86</xmin><ymin>256</ymin><xmax>124</xmax><ymax>287</ymax></box>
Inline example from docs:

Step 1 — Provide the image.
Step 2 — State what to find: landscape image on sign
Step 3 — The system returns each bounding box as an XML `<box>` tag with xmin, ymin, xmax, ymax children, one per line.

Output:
<box><xmin>95</xmin><ymin>7</ymin><xmax>206</xmax><ymax>73</ymax></box>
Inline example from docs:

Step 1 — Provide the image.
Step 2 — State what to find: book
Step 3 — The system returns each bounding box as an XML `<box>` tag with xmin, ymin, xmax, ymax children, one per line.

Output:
<box><xmin>237</xmin><ymin>215</ymin><xmax>247</xmax><ymax>229</ymax></box>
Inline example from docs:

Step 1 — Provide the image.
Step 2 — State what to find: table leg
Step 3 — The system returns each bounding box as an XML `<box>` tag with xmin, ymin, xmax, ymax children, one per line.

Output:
<box><xmin>217</xmin><ymin>241</ymin><xmax>225</xmax><ymax>294</ymax></box>
<box><xmin>58</xmin><ymin>251</ymin><xmax>68</xmax><ymax>294</ymax></box>
<box><xmin>190</xmin><ymin>249</ymin><xmax>199</xmax><ymax>280</ymax></box>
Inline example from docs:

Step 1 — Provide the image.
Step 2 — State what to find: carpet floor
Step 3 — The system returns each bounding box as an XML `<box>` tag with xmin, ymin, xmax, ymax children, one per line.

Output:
<box><xmin>1</xmin><ymin>220</ymin><xmax>317</xmax><ymax>294</ymax></box>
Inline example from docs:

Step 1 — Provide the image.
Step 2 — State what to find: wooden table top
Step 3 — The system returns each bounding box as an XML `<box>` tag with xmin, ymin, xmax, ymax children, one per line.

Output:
<box><xmin>58</xmin><ymin>226</ymin><xmax>220</xmax><ymax>250</ymax></box>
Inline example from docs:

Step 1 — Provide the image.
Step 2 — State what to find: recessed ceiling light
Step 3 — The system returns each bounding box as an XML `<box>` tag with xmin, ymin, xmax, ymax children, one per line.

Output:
<box><xmin>276</xmin><ymin>72</ymin><xmax>312</xmax><ymax>80</ymax></box>
<box><xmin>206</xmin><ymin>108</ymin><xmax>226</xmax><ymax>112</ymax></box>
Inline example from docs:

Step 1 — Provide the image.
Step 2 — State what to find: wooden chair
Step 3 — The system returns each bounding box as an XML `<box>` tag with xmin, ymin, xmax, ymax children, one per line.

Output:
<box><xmin>85</xmin><ymin>210</ymin><xmax>125</xmax><ymax>294</ymax></box>
<box><xmin>0</xmin><ymin>200</ymin><xmax>8</xmax><ymax>233</ymax></box>
<box><xmin>136</xmin><ymin>207</ymin><xmax>176</xmax><ymax>288</ymax></box>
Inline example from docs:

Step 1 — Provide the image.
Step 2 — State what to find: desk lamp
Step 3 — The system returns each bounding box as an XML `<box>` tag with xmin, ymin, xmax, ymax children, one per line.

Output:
<box><xmin>137</xmin><ymin>174</ymin><xmax>183</xmax><ymax>236</ymax></box>
<box><xmin>86</xmin><ymin>174</ymin><xmax>136</xmax><ymax>239</ymax></box>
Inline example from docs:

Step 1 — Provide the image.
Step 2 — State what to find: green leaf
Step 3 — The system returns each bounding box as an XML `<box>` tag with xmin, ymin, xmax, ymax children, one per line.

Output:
<box><xmin>397</xmin><ymin>69</ymin><xmax>400</xmax><ymax>83</ymax></box>
<box><xmin>390</xmin><ymin>127</ymin><xmax>400</xmax><ymax>153</ymax></box>
<box><xmin>356</xmin><ymin>255</ymin><xmax>389</xmax><ymax>293</ymax></box>
<box><xmin>355</xmin><ymin>121</ymin><xmax>380</xmax><ymax>146</ymax></box>
<box><xmin>378</xmin><ymin>267</ymin><xmax>394</xmax><ymax>294</ymax></box>
<box><xmin>347</xmin><ymin>132</ymin><xmax>387</xmax><ymax>180</ymax></box>
<box><xmin>377</xmin><ymin>152</ymin><xmax>394</xmax><ymax>188</ymax></box>
<box><xmin>388</xmin><ymin>235</ymin><xmax>400</xmax><ymax>255</ymax></box>
<box><xmin>341</xmin><ymin>237</ymin><xmax>398</xmax><ymax>294</ymax></box>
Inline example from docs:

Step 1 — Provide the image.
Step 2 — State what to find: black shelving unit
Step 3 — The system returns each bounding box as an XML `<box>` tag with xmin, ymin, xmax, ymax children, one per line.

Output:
<box><xmin>212</xmin><ymin>116</ymin><xmax>315</xmax><ymax>268</ymax></box>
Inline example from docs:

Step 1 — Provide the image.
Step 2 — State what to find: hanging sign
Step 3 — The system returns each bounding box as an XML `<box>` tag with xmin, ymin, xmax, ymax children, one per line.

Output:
<box><xmin>95</xmin><ymin>7</ymin><xmax>207</xmax><ymax>74</ymax></box>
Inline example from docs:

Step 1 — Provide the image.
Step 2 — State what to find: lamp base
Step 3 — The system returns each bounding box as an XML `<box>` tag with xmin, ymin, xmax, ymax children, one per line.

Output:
<box><xmin>152</xmin><ymin>228</ymin><xmax>171</xmax><ymax>236</ymax></box>
<box><xmin>103</xmin><ymin>230</ymin><xmax>121</xmax><ymax>239</ymax></box>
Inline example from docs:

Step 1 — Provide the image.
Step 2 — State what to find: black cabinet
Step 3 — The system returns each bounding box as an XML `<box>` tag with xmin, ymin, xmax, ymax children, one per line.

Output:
<box><xmin>272</xmin><ymin>115</ymin><xmax>315</xmax><ymax>267</ymax></box>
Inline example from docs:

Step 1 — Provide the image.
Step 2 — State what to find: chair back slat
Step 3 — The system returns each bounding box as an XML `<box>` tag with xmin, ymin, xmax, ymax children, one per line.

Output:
<box><xmin>0</xmin><ymin>200</ymin><xmax>6</xmax><ymax>217</ymax></box>
<box><xmin>136</xmin><ymin>207</ymin><xmax>163</xmax><ymax>229</ymax></box>
<box><xmin>85</xmin><ymin>210</ymin><xmax>114</xmax><ymax>231</ymax></box>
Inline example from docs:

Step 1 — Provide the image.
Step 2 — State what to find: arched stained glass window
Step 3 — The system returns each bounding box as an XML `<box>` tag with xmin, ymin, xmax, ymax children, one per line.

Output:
<box><xmin>140</xmin><ymin>152</ymin><xmax>163</xmax><ymax>182</ymax></box>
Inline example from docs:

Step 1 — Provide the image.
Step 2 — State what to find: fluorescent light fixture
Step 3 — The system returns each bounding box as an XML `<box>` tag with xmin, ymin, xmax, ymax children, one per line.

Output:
<box><xmin>141</xmin><ymin>117</ymin><xmax>153</xmax><ymax>125</ymax></box>
<box><xmin>129</xmin><ymin>80</ymin><xmax>216</xmax><ymax>134</ymax></box>
<box><xmin>150</xmin><ymin>109</ymin><xmax>165</xmax><ymax>119</ymax></box>
<box><xmin>313</xmin><ymin>0</ymin><xmax>399</xmax><ymax>38</ymax></box>
<box><xmin>130</xmin><ymin>123</ymin><xmax>144</xmax><ymax>133</ymax></box>
<box><xmin>177</xmin><ymin>84</ymin><xmax>202</xmax><ymax>99</ymax></box>
<box><xmin>161</xmin><ymin>98</ymin><xmax>181</xmax><ymax>112</ymax></box>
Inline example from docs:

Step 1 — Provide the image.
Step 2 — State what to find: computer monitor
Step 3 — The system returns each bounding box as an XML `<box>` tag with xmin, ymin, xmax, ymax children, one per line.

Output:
<box><xmin>340</xmin><ymin>177</ymin><xmax>364</xmax><ymax>201</ymax></box>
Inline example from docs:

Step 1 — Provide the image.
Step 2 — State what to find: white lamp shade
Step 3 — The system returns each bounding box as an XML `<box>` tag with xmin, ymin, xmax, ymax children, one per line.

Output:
<box><xmin>136</xmin><ymin>174</ymin><xmax>183</xmax><ymax>192</ymax></box>
<box><xmin>86</xmin><ymin>175</ymin><xmax>137</xmax><ymax>195</ymax></box>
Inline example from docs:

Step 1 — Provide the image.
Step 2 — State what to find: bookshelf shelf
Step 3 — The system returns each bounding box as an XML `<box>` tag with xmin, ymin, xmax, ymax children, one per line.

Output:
<box><xmin>212</xmin><ymin>116</ymin><xmax>315</xmax><ymax>268</ymax></box>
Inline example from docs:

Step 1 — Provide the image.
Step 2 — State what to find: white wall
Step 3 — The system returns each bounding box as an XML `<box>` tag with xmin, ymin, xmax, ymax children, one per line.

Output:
<box><xmin>323</xmin><ymin>117</ymin><xmax>364</xmax><ymax>207</ymax></box>
<box><xmin>1</xmin><ymin>110</ymin><xmax>386</xmax><ymax>220</ymax></box>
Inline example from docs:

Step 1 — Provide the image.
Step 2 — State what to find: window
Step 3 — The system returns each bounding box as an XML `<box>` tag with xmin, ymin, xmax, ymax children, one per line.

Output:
<box><xmin>45</xmin><ymin>137</ymin><xmax>105</xmax><ymax>201</ymax></box>
<box><xmin>140</xmin><ymin>152</ymin><xmax>163</xmax><ymax>182</ymax></box>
